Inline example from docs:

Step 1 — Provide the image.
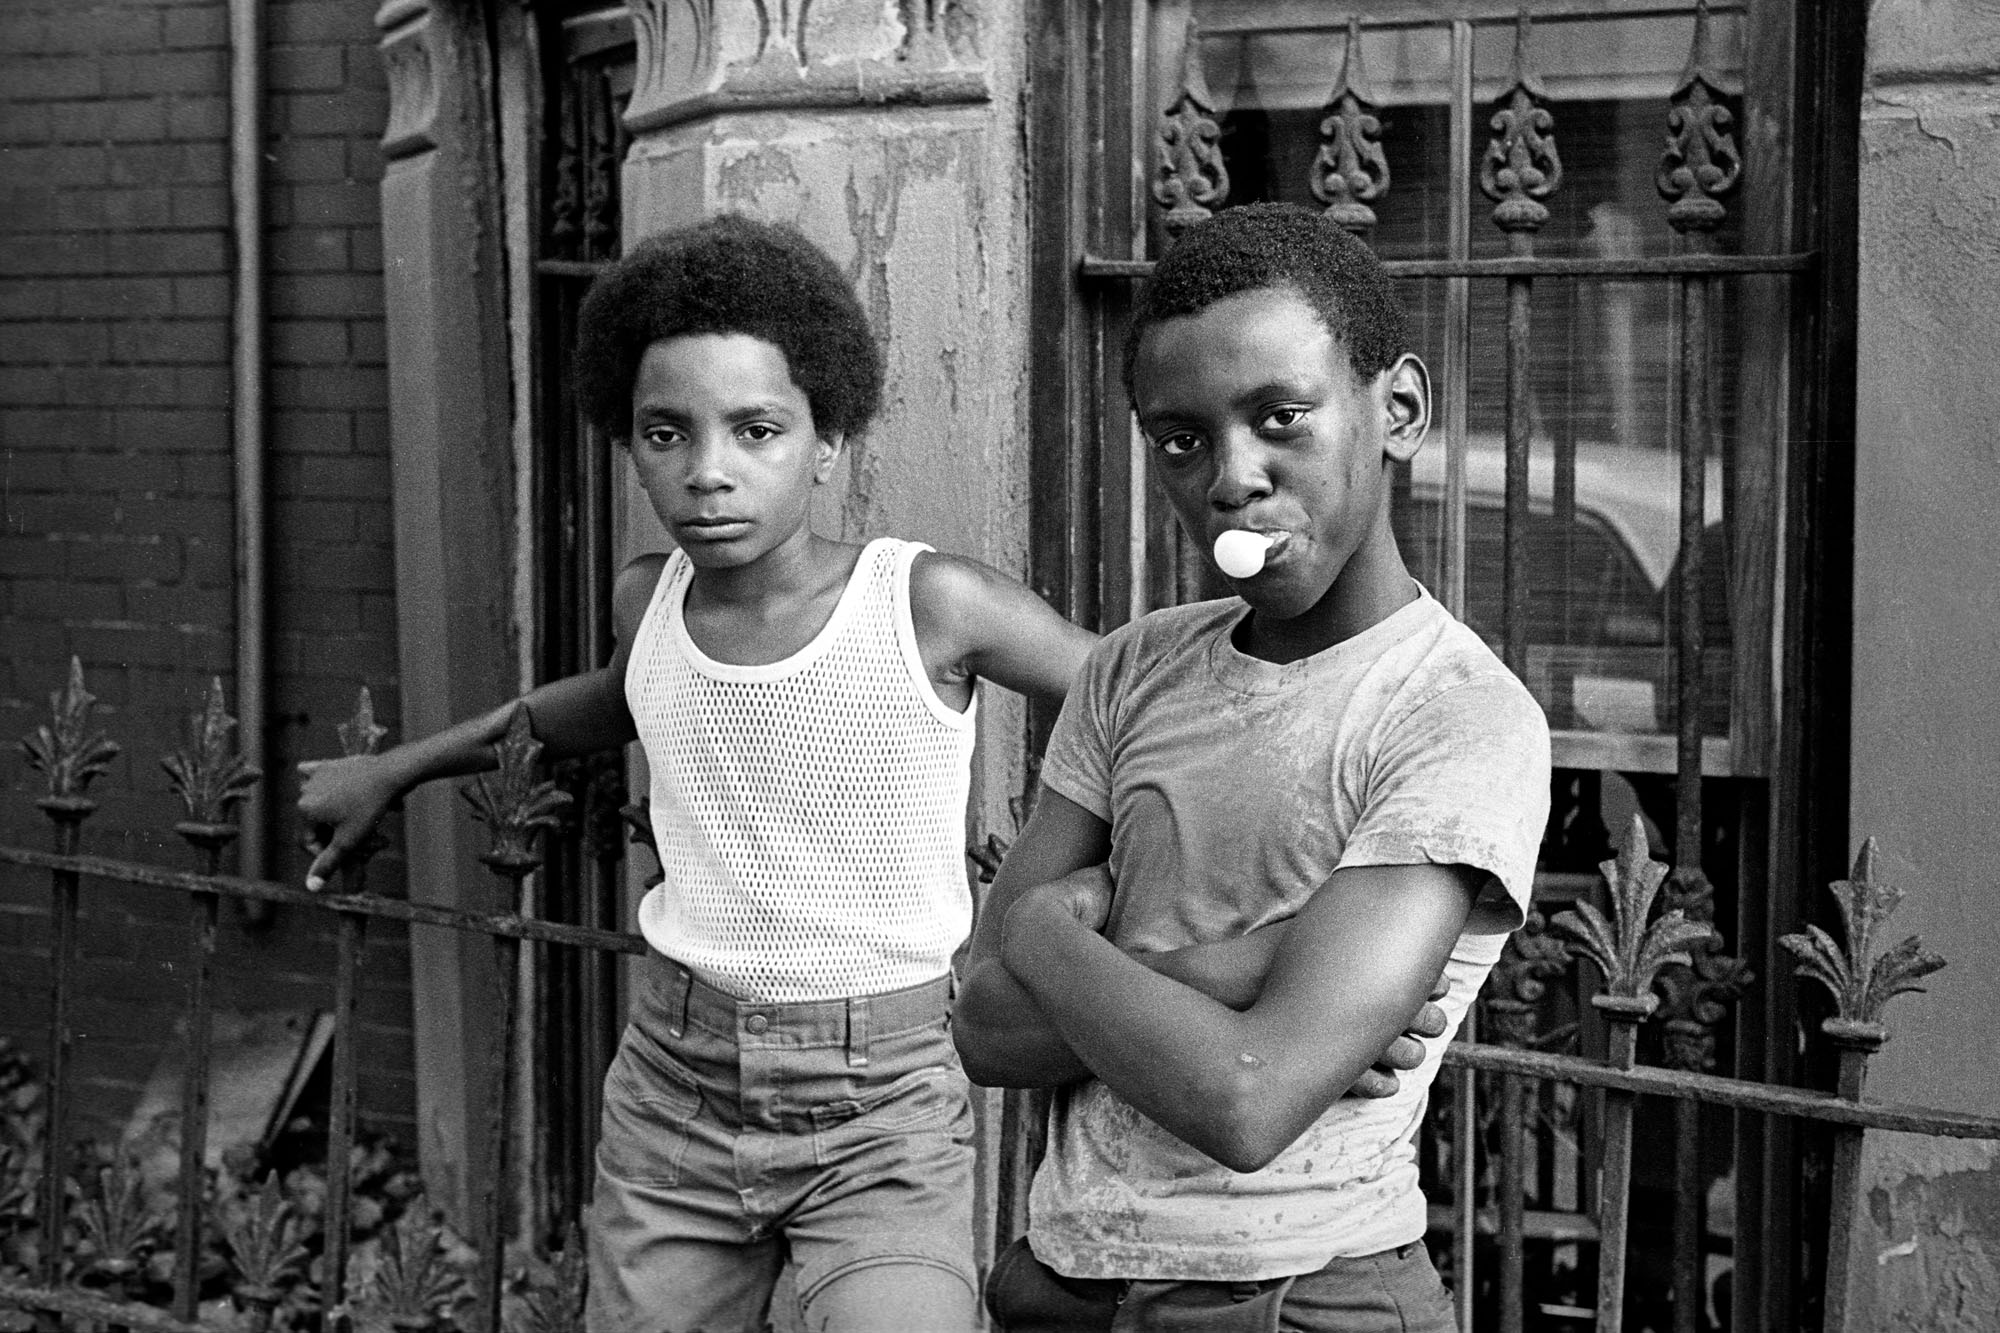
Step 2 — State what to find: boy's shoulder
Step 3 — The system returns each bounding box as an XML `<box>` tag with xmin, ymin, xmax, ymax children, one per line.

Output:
<box><xmin>1087</xmin><ymin>598</ymin><xmax>1241</xmax><ymax>670</ymax></box>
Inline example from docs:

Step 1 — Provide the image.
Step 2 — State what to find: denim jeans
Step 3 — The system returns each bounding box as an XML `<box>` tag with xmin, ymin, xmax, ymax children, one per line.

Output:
<box><xmin>985</xmin><ymin>1234</ymin><xmax>1457</xmax><ymax>1333</ymax></box>
<box><xmin>587</xmin><ymin>955</ymin><xmax>977</xmax><ymax>1333</ymax></box>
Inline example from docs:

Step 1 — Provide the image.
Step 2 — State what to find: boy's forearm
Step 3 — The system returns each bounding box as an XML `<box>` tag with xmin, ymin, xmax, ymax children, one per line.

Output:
<box><xmin>378</xmin><ymin>669</ymin><xmax>633</xmax><ymax>794</ymax></box>
<box><xmin>952</xmin><ymin>959</ymin><xmax>1093</xmax><ymax>1088</ymax></box>
<box><xmin>1139</xmin><ymin>922</ymin><xmax>1289</xmax><ymax>1011</ymax></box>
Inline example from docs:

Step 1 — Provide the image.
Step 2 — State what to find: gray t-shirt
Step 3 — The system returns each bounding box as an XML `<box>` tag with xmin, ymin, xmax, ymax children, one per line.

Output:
<box><xmin>1030</xmin><ymin>586</ymin><xmax>1550</xmax><ymax>1281</ymax></box>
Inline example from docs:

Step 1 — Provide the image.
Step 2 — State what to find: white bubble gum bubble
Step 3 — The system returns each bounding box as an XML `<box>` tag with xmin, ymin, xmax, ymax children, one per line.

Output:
<box><xmin>1213</xmin><ymin>529</ymin><xmax>1277</xmax><ymax>580</ymax></box>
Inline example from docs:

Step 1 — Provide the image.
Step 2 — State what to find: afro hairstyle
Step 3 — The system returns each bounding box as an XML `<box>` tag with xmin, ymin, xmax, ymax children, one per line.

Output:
<box><xmin>574</xmin><ymin>214</ymin><xmax>883</xmax><ymax>442</ymax></box>
<box><xmin>1122</xmin><ymin>202</ymin><xmax>1410</xmax><ymax>395</ymax></box>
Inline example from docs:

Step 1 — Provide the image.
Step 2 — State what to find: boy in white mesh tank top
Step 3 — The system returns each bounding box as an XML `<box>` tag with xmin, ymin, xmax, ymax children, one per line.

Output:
<box><xmin>296</xmin><ymin>215</ymin><xmax>1441</xmax><ymax>1333</ymax></box>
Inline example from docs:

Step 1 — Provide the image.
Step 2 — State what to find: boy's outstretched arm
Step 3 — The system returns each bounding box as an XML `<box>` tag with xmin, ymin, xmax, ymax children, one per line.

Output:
<box><xmin>998</xmin><ymin>857</ymin><xmax>1479</xmax><ymax>1173</ymax></box>
<box><xmin>908</xmin><ymin>551</ymin><xmax>1096</xmax><ymax>706</ymax></box>
<box><xmin>296</xmin><ymin>555</ymin><xmax>665</xmax><ymax>888</ymax></box>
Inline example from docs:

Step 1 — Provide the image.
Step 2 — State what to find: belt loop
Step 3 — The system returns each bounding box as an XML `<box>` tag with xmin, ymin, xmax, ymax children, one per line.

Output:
<box><xmin>846</xmin><ymin>995</ymin><xmax>871</xmax><ymax>1068</ymax></box>
<box><xmin>666</xmin><ymin>967</ymin><xmax>692</xmax><ymax>1039</ymax></box>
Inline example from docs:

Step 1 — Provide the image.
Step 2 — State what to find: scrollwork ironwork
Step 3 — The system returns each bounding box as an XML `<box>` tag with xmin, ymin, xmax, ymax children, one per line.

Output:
<box><xmin>1310</xmin><ymin>18</ymin><xmax>1389</xmax><ymax>237</ymax></box>
<box><xmin>1152</xmin><ymin>17</ymin><xmax>1229</xmax><ymax>238</ymax></box>
<box><xmin>1479</xmin><ymin>11</ymin><xmax>1562</xmax><ymax>238</ymax></box>
<box><xmin>1657</xmin><ymin>0</ymin><xmax>1741</xmax><ymax>237</ymax></box>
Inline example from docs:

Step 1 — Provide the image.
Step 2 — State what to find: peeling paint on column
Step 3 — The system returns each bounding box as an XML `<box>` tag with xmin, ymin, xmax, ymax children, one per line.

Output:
<box><xmin>1850</xmin><ymin>1134</ymin><xmax>2000</xmax><ymax>1331</ymax></box>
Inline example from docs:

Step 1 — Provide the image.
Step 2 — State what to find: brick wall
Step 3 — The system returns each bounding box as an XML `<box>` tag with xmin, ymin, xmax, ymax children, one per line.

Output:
<box><xmin>0</xmin><ymin>1</ymin><xmax>415</xmax><ymax>1147</ymax></box>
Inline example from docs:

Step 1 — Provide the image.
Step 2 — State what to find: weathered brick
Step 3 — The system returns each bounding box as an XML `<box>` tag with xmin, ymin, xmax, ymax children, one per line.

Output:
<box><xmin>13</xmin><ymin>578</ymin><xmax>123</xmax><ymax>622</ymax></box>
<box><xmin>162</xmin><ymin>6</ymin><xmax>229</xmax><ymax>50</ymax></box>
<box><xmin>290</xmin><ymin>453</ymin><xmax>389</xmax><ymax>500</ymax></box>
<box><xmin>0</xmin><ymin>186</ymin><xmax>56</xmax><ymax>232</ymax></box>
<box><xmin>110</xmin><ymin>407</ymin><xmax>228</xmax><ymax>455</ymax></box>
<box><xmin>272</xmin><ymin>273</ymin><xmax>383</xmax><ymax>320</ymax></box>
<box><xmin>109</xmin><ymin>321</ymin><xmax>229</xmax><ymax>365</ymax></box>
<box><xmin>62</xmin><ymin>365</ymin><xmax>181</xmax><ymax>408</ymax></box>
<box><xmin>92</xmin><ymin>187</ymin><xmax>177</xmax><ymax>230</ymax></box>
<box><xmin>0</xmin><ymin>320</ymin><xmax>108</xmax><ymax>364</ymax></box>
<box><xmin>348</xmin><ymin>225</ymin><xmax>383</xmax><ymax>273</ymax></box>
<box><xmin>269</xmin><ymin>226</ymin><xmax>350</xmax><ymax>273</ymax></box>
<box><xmin>177</xmin><ymin>365</ymin><xmax>232</xmax><ymax>401</ymax></box>
<box><xmin>270</xmin><ymin>320</ymin><xmax>349</xmax><ymax>366</ymax></box>
<box><xmin>71</xmin><ymin>621</ymin><xmax>229</xmax><ymax>673</ymax></box>
<box><xmin>287</xmin><ymin>182</ymin><xmax>380</xmax><ymax>229</ymax></box>
<box><xmin>275</xmin><ymin>498</ymin><xmax>359</xmax><ymax>542</ymax></box>
<box><xmin>84</xmin><ymin>7</ymin><xmax>166</xmax><ymax>54</ymax></box>
<box><xmin>271</xmin><ymin>408</ymin><xmax>351</xmax><ymax>452</ymax></box>
<box><xmin>270</xmin><ymin>136</ymin><xmax>350</xmax><ymax>185</ymax></box>
<box><xmin>61</xmin><ymin>277</ymin><xmax>176</xmax><ymax>319</ymax></box>
<box><xmin>0</xmin><ymin>533</ymin><xmax>64</xmax><ymax>579</ymax></box>
<box><xmin>0</xmin><ymin>232</ymin><xmax>107</xmax><ymax>277</ymax></box>
<box><xmin>169</xmin><ymin>185</ymin><xmax>230</xmax><ymax>228</ymax></box>
<box><xmin>100</xmin><ymin>49</ymin><xmax>229</xmax><ymax>97</ymax></box>
<box><xmin>280</xmin><ymin>541</ymin><xmax>394</xmax><ymax>593</ymax></box>
<box><xmin>0</xmin><ymin>446</ymin><xmax>67</xmax><ymax>492</ymax></box>
<box><xmin>65</xmin><ymin>449</ymin><xmax>184</xmax><ymax>495</ymax></box>
<box><xmin>176</xmin><ymin>451</ymin><xmax>235</xmax><ymax>494</ymax></box>
<box><xmin>0</xmin><ymin>366</ymin><xmax>62</xmax><ymax>404</ymax></box>
<box><xmin>268</xmin><ymin>3</ymin><xmax>370</xmax><ymax>47</ymax></box>
<box><xmin>173</xmin><ymin>274</ymin><xmax>231</xmax><ymax>317</ymax></box>
<box><xmin>349</xmin><ymin>321</ymin><xmax>386</xmax><ymax>367</ymax></box>
<box><xmin>166</xmin><ymin>96</ymin><xmax>228</xmax><ymax>141</ymax></box>
<box><xmin>101</xmin><ymin>98</ymin><xmax>172</xmax><ymax>142</ymax></box>
<box><xmin>106</xmin><ymin>142</ymin><xmax>190</xmax><ymax>187</ymax></box>
<box><xmin>181</xmin><ymin>535</ymin><xmax>231</xmax><ymax>584</ymax></box>
<box><xmin>277</xmin><ymin>91</ymin><xmax>387</xmax><ymax>139</ymax></box>
<box><xmin>273</xmin><ymin>364</ymin><xmax>386</xmax><ymax>411</ymax></box>
<box><xmin>268</xmin><ymin>46</ymin><xmax>346</xmax><ymax>93</ymax></box>
<box><xmin>124</xmin><ymin>582</ymin><xmax>234</xmax><ymax>626</ymax></box>
<box><xmin>0</xmin><ymin>102</ymin><xmax>54</xmax><ymax>145</ymax></box>
<box><xmin>274</xmin><ymin>588</ymin><xmax>364</xmax><ymax>635</ymax></box>
<box><xmin>101</xmin><ymin>230</ymin><xmax>230</xmax><ymax>276</ymax></box>
<box><xmin>65</xmin><ymin>536</ymin><xmax>184</xmax><ymax>585</ymax></box>
<box><xmin>8</xmin><ymin>56</ymin><xmax>103</xmax><ymax>99</ymax></box>
<box><xmin>0</xmin><ymin>278</ymin><xmax>63</xmax><ymax>319</ymax></box>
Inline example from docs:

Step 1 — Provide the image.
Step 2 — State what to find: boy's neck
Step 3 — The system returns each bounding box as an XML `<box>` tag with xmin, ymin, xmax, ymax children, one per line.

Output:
<box><xmin>686</xmin><ymin>527</ymin><xmax>851</xmax><ymax>611</ymax></box>
<box><xmin>1237</xmin><ymin>526</ymin><xmax>1418</xmax><ymax>666</ymax></box>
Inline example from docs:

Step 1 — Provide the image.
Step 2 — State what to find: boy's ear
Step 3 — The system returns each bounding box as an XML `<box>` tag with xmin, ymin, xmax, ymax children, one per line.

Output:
<box><xmin>1379</xmin><ymin>353</ymin><xmax>1431</xmax><ymax>464</ymax></box>
<box><xmin>814</xmin><ymin>430</ymin><xmax>846</xmax><ymax>484</ymax></box>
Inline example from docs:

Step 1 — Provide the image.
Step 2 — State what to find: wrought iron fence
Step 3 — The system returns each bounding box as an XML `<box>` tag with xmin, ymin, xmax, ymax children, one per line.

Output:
<box><xmin>2</xmin><ymin>659</ymin><xmax>1998</xmax><ymax>1332</ymax></box>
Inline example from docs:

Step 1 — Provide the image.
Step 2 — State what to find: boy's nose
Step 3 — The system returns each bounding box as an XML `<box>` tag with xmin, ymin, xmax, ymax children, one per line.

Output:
<box><xmin>1207</xmin><ymin>438</ymin><xmax>1273</xmax><ymax>511</ymax></box>
<box><xmin>684</xmin><ymin>436</ymin><xmax>734</xmax><ymax>491</ymax></box>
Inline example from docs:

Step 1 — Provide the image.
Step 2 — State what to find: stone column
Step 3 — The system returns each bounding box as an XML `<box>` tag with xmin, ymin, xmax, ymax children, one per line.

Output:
<box><xmin>1849</xmin><ymin>2</ymin><xmax>2000</xmax><ymax>1326</ymax></box>
<box><xmin>375</xmin><ymin>0</ymin><xmax>515</xmax><ymax>1224</ymax></box>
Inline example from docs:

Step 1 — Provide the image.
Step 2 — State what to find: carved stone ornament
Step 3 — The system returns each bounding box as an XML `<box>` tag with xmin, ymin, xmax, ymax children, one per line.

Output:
<box><xmin>377</xmin><ymin>4</ymin><xmax>440</xmax><ymax>162</ymax></box>
<box><xmin>624</xmin><ymin>0</ymin><xmax>989</xmax><ymax>135</ymax></box>
<box><xmin>1310</xmin><ymin>18</ymin><xmax>1389</xmax><ymax>236</ymax></box>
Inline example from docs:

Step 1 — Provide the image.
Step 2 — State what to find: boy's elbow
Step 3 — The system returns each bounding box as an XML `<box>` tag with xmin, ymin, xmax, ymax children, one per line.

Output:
<box><xmin>1187</xmin><ymin>1072</ymin><xmax>1303</xmax><ymax>1174</ymax></box>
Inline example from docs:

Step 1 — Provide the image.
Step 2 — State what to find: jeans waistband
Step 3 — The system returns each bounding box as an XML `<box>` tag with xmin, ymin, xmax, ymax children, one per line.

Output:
<box><xmin>644</xmin><ymin>954</ymin><xmax>954</xmax><ymax>1069</ymax></box>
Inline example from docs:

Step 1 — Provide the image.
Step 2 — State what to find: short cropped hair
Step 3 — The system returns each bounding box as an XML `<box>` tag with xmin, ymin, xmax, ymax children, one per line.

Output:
<box><xmin>1123</xmin><ymin>202</ymin><xmax>1409</xmax><ymax>393</ymax></box>
<box><xmin>574</xmin><ymin>215</ymin><xmax>883</xmax><ymax>441</ymax></box>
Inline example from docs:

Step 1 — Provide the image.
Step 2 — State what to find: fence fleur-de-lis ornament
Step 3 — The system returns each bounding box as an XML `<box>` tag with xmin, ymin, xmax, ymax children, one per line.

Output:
<box><xmin>1480</xmin><ymin>10</ymin><xmax>1562</xmax><ymax>238</ymax></box>
<box><xmin>1656</xmin><ymin>0</ymin><xmax>1741</xmax><ymax>237</ymax></box>
<box><xmin>460</xmin><ymin>706</ymin><xmax>573</xmax><ymax>877</ymax></box>
<box><xmin>161</xmin><ymin>677</ymin><xmax>262</xmax><ymax>853</ymax></box>
<box><xmin>1551</xmin><ymin>815</ymin><xmax>1719</xmax><ymax>1028</ymax></box>
<box><xmin>20</xmin><ymin>656</ymin><xmax>121</xmax><ymax>819</ymax></box>
<box><xmin>1780</xmin><ymin>839</ymin><xmax>1945</xmax><ymax>1052</ymax></box>
<box><xmin>220</xmin><ymin>1172</ymin><xmax>310</xmax><ymax>1329</ymax></box>
<box><xmin>1311</xmin><ymin>17</ymin><xmax>1389</xmax><ymax>237</ymax></box>
<box><xmin>1152</xmin><ymin>16</ymin><xmax>1230</xmax><ymax>238</ymax></box>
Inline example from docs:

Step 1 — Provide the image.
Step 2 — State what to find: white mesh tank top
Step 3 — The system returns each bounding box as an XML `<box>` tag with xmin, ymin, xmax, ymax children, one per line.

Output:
<box><xmin>625</xmin><ymin>537</ymin><xmax>978</xmax><ymax>1001</ymax></box>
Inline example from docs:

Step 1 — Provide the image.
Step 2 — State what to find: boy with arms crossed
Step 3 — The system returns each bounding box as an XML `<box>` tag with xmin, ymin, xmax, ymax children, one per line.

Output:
<box><xmin>298</xmin><ymin>216</ymin><xmax>1437</xmax><ymax>1333</ymax></box>
<box><xmin>954</xmin><ymin>203</ymin><xmax>1551</xmax><ymax>1331</ymax></box>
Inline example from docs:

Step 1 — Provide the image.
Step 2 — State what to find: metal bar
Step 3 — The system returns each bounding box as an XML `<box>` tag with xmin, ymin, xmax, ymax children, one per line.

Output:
<box><xmin>1595</xmin><ymin>1022</ymin><xmax>1641</xmax><ymax>1333</ymax></box>
<box><xmin>0</xmin><ymin>848</ymin><xmax>649</xmax><ymax>954</ymax></box>
<box><xmin>1195</xmin><ymin>2</ymin><xmax>1748</xmax><ymax>39</ymax></box>
<box><xmin>174</xmin><ymin>860</ymin><xmax>222</xmax><ymax>1321</ymax></box>
<box><xmin>1440</xmin><ymin>1043</ymin><xmax>2000</xmax><ymax>1139</ymax></box>
<box><xmin>36</xmin><ymin>813</ymin><xmax>84</xmax><ymax>1328</ymax></box>
<box><xmin>1442</xmin><ymin>18</ymin><xmax>1472</xmax><ymax>622</ymax></box>
<box><xmin>1672</xmin><ymin>1097</ymin><xmax>1701</xmax><ymax>1333</ymax></box>
<box><xmin>1820</xmin><ymin>1046</ymin><xmax>1871</xmax><ymax>1332</ymax></box>
<box><xmin>1676</xmin><ymin>270</ymin><xmax>1710</xmax><ymax>865</ymax></box>
<box><xmin>0</xmin><ymin>1282</ymin><xmax>222</xmax><ymax>1333</ymax></box>
<box><xmin>478</xmin><ymin>927</ymin><xmax>522</xmax><ymax>1331</ymax></box>
<box><xmin>1502</xmin><ymin>269</ymin><xmax>1531</xmax><ymax>676</ymax></box>
<box><xmin>1079</xmin><ymin>251</ymin><xmax>1818</xmax><ymax>280</ymax></box>
<box><xmin>323</xmin><ymin>907</ymin><xmax>366</xmax><ymax>1315</ymax></box>
<box><xmin>1498</xmin><ymin>1073</ymin><xmax>1526</xmax><ymax>1333</ymax></box>
<box><xmin>533</xmin><ymin>257</ymin><xmax>610</xmax><ymax>278</ymax></box>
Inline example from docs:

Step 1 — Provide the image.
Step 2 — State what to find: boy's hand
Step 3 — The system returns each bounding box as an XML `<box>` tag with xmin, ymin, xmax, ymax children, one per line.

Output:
<box><xmin>296</xmin><ymin>754</ymin><xmax>407</xmax><ymax>891</ymax></box>
<box><xmin>1001</xmin><ymin>864</ymin><xmax>1114</xmax><ymax>970</ymax></box>
<box><xmin>1346</xmin><ymin>973</ymin><xmax>1451</xmax><ymax>1100</ymax></box>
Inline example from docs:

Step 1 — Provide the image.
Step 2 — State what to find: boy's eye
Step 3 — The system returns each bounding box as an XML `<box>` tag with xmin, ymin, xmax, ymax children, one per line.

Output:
<box><xmin>1260</xmin><ymin>406</ymin><xmax>1309</xmax><ymax>433</ymax></box>
<box><xmin>640</xmin><ymin>425</ymin><xmax>684</xmax><ymax>448</ymax></box>
<box><xmin>1153</xmin><ymin>432</ymin><xmax>1203</xmax><ymax>459</ymax></box>
<box><xmin>739</xmin><ymin>423</ymin><xmax>781</xmax><ymax>443</ymax></box>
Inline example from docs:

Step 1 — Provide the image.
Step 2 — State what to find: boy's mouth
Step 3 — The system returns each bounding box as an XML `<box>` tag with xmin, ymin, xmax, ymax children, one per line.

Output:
<box><xmin>1213</xmin><ymin>528</ymin><xmax>1291</xmax><ymax>579</ymax></box>
<box><xmin>681</xmin><ymin>516</ymin><xmax>752</xmax><ymax>540</ymax></box>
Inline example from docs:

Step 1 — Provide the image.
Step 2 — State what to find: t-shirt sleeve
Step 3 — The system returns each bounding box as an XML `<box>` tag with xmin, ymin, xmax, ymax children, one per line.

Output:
<box><xmin>1037</xmin><ymin>633</ymin><xmax>1121</xmax><ymax>822</ymax></box>
<box><xmin>1337</xmin><ymin>673</ymin><xmax>1552</xmax><ymax>933</ymax></box>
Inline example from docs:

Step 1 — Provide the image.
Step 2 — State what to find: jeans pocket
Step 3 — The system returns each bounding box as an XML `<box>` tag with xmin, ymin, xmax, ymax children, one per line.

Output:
<box><xmin>595</xmin><ymin>1027</ymin><xmax>703</xmax><ymax>1188</ymax></box>
<box><xmin>809</xmin><ymin>1066</ymin><xmax>973</xmax><ymax>1167</ymax></box>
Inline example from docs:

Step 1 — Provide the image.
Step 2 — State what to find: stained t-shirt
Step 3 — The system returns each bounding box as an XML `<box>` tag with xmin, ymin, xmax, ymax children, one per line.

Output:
<box><xmin>1029</xmin><ymin>585</ymin><xmax>1550</xmax><ymax>1281</ymax></box>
